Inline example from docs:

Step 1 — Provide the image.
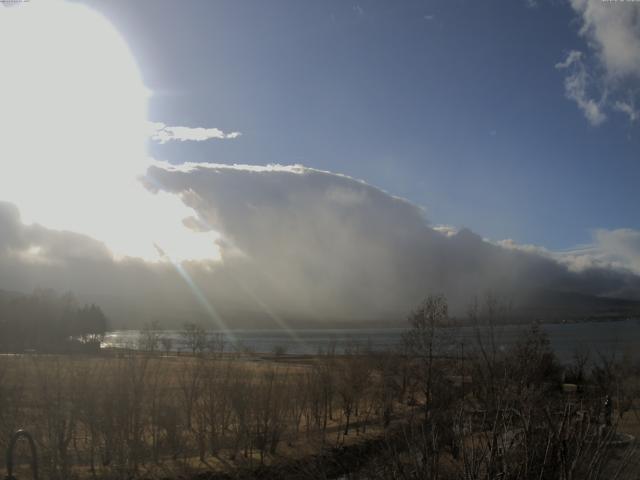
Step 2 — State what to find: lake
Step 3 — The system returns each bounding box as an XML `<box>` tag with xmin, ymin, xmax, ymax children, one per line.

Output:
<box><xmin>103</xmin><ymin>318</ymin><xmax>640</xmax><ymax>363</ymax></box>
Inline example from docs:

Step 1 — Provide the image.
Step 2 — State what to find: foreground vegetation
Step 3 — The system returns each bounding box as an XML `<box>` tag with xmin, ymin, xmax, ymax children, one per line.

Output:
<box><xmin>1</xmin><ymin>294</ymin><xmax>640</xmax><ymax>480</ymax></box>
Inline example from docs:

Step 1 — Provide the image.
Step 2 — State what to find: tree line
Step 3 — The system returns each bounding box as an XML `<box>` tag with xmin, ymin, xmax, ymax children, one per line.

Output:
<box><xmin>0</xmin><ymin>289</ymin><xmax>108</xmax><ymax>353</ymax></box>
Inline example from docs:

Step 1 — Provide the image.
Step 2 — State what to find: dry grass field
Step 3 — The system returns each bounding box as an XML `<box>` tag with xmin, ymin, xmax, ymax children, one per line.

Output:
<box><xmin>0</xmin><ymin>349</ymin><xmax>406</xmax><ymax>480</ymax></box>
<box><xmin>3</xmin><ymin>300</ymin><xmax>640</xmax><ymax>480</ymax></box>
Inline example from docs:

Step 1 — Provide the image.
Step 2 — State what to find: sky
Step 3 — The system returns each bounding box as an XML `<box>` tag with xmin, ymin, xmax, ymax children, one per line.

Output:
<box><xmin>0</xmin><ymin>0</ymin><xmax>639</xmax><ymax>327</ymax></box>
<box><xmin>80</xmin><ymin>0</ymin><xmax>640</xmax><ymax>250</ymax></box>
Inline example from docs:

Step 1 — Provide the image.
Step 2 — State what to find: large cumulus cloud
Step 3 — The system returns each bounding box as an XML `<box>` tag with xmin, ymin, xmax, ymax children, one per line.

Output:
<box><xmin>0</xmin><ymin>163</ymin><xmax>638</xmax><ymax>327</ymax></box>
<box><xmin>144</xmin><ymin>163</ymin><xmax>640</xmax><ymax>319</ymax></box>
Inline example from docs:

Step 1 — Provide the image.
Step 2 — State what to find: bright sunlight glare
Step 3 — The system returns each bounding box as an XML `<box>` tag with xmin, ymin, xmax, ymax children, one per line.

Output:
<box><xmin>0</xmin><ymin>0</ymin><xmax>219</xmax><ymax>262</ymax></box>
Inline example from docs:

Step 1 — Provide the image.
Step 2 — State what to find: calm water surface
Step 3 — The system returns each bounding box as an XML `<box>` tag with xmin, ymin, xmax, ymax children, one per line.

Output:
<box><xmin>103</xmin><ymin>318</ymin><xmax>640</xmax><ymax>363</ymax></box>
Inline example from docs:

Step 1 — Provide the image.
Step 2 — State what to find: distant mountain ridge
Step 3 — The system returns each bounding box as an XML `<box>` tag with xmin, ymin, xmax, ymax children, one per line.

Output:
<box><xmin>1</xmin><ymin>287</ymin><xmax>639</xmax><ymax>330</ymax></box>
<box><xmin>509</xmin><ymin>289</ymin><xmax>640</xmax><ymax>323</ymax></box>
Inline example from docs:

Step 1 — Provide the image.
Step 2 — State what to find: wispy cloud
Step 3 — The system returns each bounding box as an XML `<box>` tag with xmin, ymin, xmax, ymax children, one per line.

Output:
<box><xmin>563</xmin><ymin>228</ymin><xmax>640</xmax><ymax>276</ymax></box>
<box><xmin>555</xmin><ymin>50</ymin><xmax>606</xmax><ymax>126</ymax></box>
<box><xmin>432</xmin><ymin>225</ymin><xmax>458</xmax><ymax>237</ymax></box>
<box><xmin>499</xmin><ymin>228</ymin><xmax>640</xmax><ymax>278</ymax></box>
<box><xmin>149</xmin><ymin>122</ymin><xmax>242</xmax><ymax>144</ymax></box>
<box><xmin>559</xmin><ymin>0</ymin><xmax>640</xmax><ymax>125</ymax></box>
<box><xmin>614</xmin><ymin>99</ymin><xmax>639</xmax><ymax>122</ymax></box>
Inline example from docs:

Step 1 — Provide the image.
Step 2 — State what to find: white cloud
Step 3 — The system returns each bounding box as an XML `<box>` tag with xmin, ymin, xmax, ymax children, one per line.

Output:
<box><xmin>614</xmin><ymin>100</ymin><xmax>639</xmax><ymax>122</ymax></box>
<box><xmin>570</xmin><ymin>0</ymin><xmax>640</xmax><ymax>79</ymax></box>
<box><xmin>496</xmin><ymin>238</ymin><xmax>554</xmax><ymax>258</ymax></box>
<box><xmin>497</xmin><ymin>228</ymin><xmax>640</xmax><ymax>277</ymax></box>
<box><xmin>566</xmin><ymin>228</ymin><xmax>640</xmax><ymax>274</ymax></box>
<box><xmin>555</xmin><ymin>50</ymin><xmax>583</xmax><ymax>70</ymax></box>
<box><xmin>560</xmin><ymin>0</ymin><xmax>640</xmax><ymax>124</ymax></box>
<box><xmin>555</xmin><ymin>50</ymin><xmax>607</xmax><ymax>126</ymax></box>
<box><xmin>433</xmin><ymin>225</ymin><xmax>459</xmax><ymax>237</ymax></box>
<box><xmin>149</xmin><ymin>122</ymin><xmax>242</xmax><ymax>144</ymax></box>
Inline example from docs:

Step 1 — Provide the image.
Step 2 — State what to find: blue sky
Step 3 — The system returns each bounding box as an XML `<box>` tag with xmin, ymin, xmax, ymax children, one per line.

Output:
<box><xmin>78</xmin><ymin>0</ymin><xmax>640</xmax><ymax>251</ymax></box>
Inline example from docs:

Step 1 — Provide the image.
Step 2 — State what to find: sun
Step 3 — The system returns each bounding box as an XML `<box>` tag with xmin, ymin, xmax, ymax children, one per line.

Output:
<box><xmin>0</xmin><ymin>0</ymin><xmax>218</xmax><ymax>262</ymax></box>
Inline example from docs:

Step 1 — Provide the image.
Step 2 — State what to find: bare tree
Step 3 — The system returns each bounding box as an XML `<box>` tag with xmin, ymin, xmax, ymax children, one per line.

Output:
<box><xmin>160</xmin><ymin>336</ymin><xmax>173</xmax><ymax>355</ymax></box>
<box><xmin>180</xmin><ymin>322</ymin><xmax>207</xmax><ymax>355</ymax></box>
<box><xmin>403</xmin><ymin>294</ymin><xmax>451</xmax><ymax>421</ymax></box>
<box><xmin>138</xmin><ymin>320</ymin><xmax>161</xmax><ymax>353</ymax></box>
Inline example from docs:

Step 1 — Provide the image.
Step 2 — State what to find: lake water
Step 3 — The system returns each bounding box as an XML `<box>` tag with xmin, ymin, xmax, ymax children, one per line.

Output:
<box><xmin>103</xmin><ymin>318</ymin><xmax>640</xmax><ymax>363</ymax></box>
